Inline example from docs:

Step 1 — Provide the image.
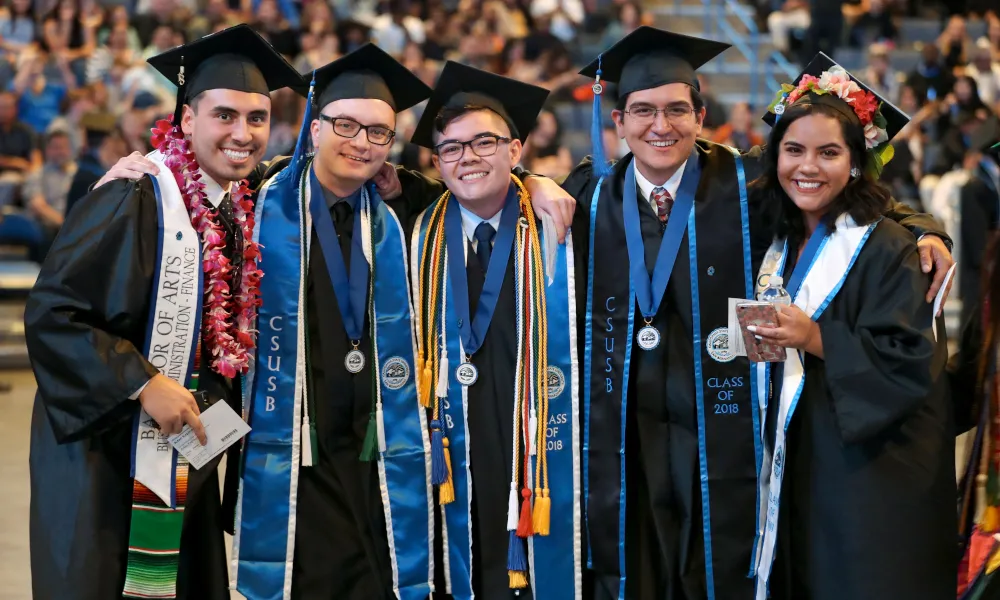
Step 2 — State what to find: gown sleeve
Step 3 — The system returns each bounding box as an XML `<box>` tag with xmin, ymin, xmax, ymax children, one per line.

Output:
<box><xmin>884</xmin><ymin>199</ymin><xmax>953</xmax><ymax>249</ymax></box>
<box><xmin>948</xmin><ymin>300</ymin><xmax>985</xmax><ymax>434</ymax></box>
<box><xmin>819</xmin><ymin>230</ymin><xmax>937</xmax><ymax>444</ymax></box>
<box><xmin>25</xmin><ymin>177</ymin><xmax>160</xmax><ymax>444</ymax></box>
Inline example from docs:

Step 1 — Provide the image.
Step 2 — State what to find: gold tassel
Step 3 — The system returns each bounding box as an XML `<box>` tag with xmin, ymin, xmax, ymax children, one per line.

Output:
<box><xmin>416</xmin><ymin>352</ymin><xmax>427</xmax><ymax>406</ymax></box>
<box><xmin>420</xmin><ymin>363</ymin><xmax>433</xmax><ymax>408</ymax></box>
<box><xmin>439</xmin><ymin>437</ymin><xmax>455</xmax><ymax>505</ymax></box>
<box><xmin>985</xmin><ymin>506</ymin><xmax>1000</xmax><ymax>532</ymax></box>
<box><xmin>508</xmin><ymin>571</ymin><xmax>528</xmax><ymax>589</ymax></box>
<box><xmin>532</xmin><ymin>487</ymin><xmax>550</xmax><ymax>536</ymax></box>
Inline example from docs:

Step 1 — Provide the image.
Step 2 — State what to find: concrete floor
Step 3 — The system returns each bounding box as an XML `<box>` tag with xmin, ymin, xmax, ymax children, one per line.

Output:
<box><xmin>0</xmin><ymin>369</ymin><xmax>245</xmax><ymax>600</ymax></box>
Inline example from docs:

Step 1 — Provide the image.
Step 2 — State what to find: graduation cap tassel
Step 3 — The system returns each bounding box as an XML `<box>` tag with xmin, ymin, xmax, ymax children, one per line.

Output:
<box><xmin>590</xmin><ymin>56</ymin><xmax>613</xmax><ymax>178</ymax></box>
<box><xmin>171</xmin><ymin>60</ymin><xmax>186</xmax><ymax>127</ymax></box>
<box><xmin>292</xmin><ymin>70</ymin><xmax>317</xmax><ymax>174</ymax></box>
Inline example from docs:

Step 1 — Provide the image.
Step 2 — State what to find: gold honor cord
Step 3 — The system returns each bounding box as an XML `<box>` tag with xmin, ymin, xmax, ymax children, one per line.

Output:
<box><xmin>415</xmin><ymin>176</ymin><xmax>553</xmax><ymax>591</ymax></box>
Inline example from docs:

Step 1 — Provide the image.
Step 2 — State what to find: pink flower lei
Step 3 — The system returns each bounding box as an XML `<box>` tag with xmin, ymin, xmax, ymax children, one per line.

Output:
<box><xmin>151</xmin><ymin>118</ymin><xmax>263</xmax><ymax>378</ymax></box>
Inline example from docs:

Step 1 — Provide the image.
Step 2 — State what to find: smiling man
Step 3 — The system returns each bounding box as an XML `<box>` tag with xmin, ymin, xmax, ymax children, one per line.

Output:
<box><xmin>227</xmin><ymin>45</ymin><xmax>576</xmax><ymax>600</ymax></box>
<box><xmin>23</xmin><ymin>25</ymin><xmax>303</xmax><ymax>600</ymax></box>
<box><xmin>407</xmin><ymin>61</ymin><xmax>581</xmax><ymax>600</ymax></box>
<box><xmin>560</xmin><ymin>27</ymin><xmax>955</xmax><ymax>600</ymax></box>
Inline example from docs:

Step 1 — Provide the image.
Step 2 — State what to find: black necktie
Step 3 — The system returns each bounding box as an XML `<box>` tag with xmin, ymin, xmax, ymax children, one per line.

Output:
<box><xmin>473</xmin><ymin>221</ymin><xmax>495</xmax><ymax>272</ymax></box>
<box><xmin>332</xmin><ymin>200</ymin><xmax>353</xmax><ymax>275</ymax></box>
<box><xmin>217</xmin><ymin>194</ymin><xmax>243</xmax><ymax>270</ymax></box>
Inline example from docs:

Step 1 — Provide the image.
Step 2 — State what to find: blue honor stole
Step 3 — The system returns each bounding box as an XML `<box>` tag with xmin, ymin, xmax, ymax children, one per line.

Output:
<box><xmin>411</xmin><ymin>183</ymin><xmax>581</xmax><ymax>600</ymax></box>
<box><xmin>232</xmin><ymin>157</ymin><xmax>433</xmax><ymax>600</ymax></box>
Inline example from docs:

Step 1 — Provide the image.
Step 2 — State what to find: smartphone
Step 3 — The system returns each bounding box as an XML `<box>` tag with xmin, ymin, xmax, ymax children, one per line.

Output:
<box><xmin>736</xmin><ymin>302</ymin><xmax>786</xmax><ymax>363</ymax></box>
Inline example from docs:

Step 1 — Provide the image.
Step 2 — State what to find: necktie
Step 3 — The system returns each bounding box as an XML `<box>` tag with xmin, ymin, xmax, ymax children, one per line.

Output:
<box><xmin>217</xmin><ymin>194</ymin><xmax>243</xmax><ymax>270</ymax></box>
<box><xmin>651</xmin><ymin>186</ymin><xmax>673</xmax><ymax>223</ymax></box>
<box><xmin>473</xmin><ymin>221</ymin><xmax>496</xmax><ymax>272</ymax></box>
<box><xmin>332</xmin><ymin>200</ymin><xmax>353</xmax><ymax>275</ymax></box>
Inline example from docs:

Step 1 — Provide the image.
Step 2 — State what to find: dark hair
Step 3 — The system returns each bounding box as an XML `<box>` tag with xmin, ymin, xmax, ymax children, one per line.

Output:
<box><xmin>751</xmin><ymin>101</ymin><xmax>891</xmax><ymax>242</ymax></box>
<box><xmin>614</xmin><ymin>85</ymin><xmax>705</xmax><ymax>116</ymax></box>
<box><xmin>45</xmin><ymin>129</ymin><xmax>70</xmax><ymax>145</ymax></box>
<box><xmin>433</xmin><ymin>104</ymin><xmax>514</xmax><ymax>142</ymax></box>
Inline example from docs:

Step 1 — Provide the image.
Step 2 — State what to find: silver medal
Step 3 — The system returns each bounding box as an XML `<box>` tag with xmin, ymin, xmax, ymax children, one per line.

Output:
<box><xmin>455</xmin><ymin>362</ymin><xmax>479</xmax><ymax>386</ymax></box>
<box><xmin>344</xmin><ymin>349</ymin><xmax>366</xmax><ymax>373</ymax></box>
<box><xmin>636</xmin><ymin>325</ymin><xmax>661</xmax><ymax>351</ymax></box>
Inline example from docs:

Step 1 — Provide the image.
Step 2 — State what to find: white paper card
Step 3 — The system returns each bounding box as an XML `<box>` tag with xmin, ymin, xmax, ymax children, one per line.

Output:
<box><xmin>167</xmin><ymin>400</ymin><xmax>251</xmax><ymax>470</ymax></box>
<box><xmin>932</xmin><ymin>262</ymin><xmax>957</xmax><ymax>341</ymax></box>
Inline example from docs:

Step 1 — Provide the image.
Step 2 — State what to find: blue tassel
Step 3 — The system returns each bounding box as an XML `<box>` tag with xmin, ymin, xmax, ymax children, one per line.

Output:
<box><xmin>430</xmin><ymin>420</ymin><xmax>447</xmax><ymax>485</ymax></box>
<box><xmin>507</xmin><ymin>529</ymin><xmax>527</xmax><ymax>572</ymax></box>
<box><xmin>291</xmin><ymin>70</ymin><xmax>316</xmax><ymax>174</ymax></box>
<box><xmin>590</xmin><ymin>56</ymin><xmax>613</xmax><ymax>178</ymax></box>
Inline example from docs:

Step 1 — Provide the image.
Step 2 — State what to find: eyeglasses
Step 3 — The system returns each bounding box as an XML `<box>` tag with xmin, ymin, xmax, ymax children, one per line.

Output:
<box><xmin>318</xmin><ymin>115</ymin><xmax>395</xmax><ymax>146</ymax></box>
<box><xmin>624</xmin><ymin>105</ymin><xmax>696</xmax><ymax>124</ymax></box>
<box><xmin>435</xmin><ymin>134</ymin><xmax>511</xmax><ymax>163</ymax></box>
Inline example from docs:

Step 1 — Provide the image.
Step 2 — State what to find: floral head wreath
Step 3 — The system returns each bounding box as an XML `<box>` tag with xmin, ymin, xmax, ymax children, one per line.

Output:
<box><xmin>766</xmin><ymin>66</ymin><xmax>895</xmax><ymax>179</ymax></box>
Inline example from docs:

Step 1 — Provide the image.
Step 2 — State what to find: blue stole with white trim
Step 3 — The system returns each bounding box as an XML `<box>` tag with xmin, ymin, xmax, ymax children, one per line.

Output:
<box><xmin>232</xmin><ymin>156</ymin><xmax>433</xmax><ymax>600</ymax></box>
<box><xmin>411</xmin><ymin>191</ymin><xmax>581</xmax><ymax>600</ymax></box>
<box><xmin>583</xmin><ymin>145</ymin><xmax>759</xmax><ymax>600</ymax></box>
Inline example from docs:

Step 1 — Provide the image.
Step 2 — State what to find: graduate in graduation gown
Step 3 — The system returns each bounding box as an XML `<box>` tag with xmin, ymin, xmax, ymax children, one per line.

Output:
<box><xmin>749</xmin><ymin>55</ymin><xmax>954</xmax><ymax>600</ymax></box>
<box><xmin>24</xmin><ymin>24</ymin><xmax>303</xmax><ymax>600</ymax></box>
<box><xmin>407</xmin><ymin>62</ymin><xmax>581</xmax><ymax>600</ymax></box>
<box><xmin>230</xmin><ymin>46</ymin><xmax>578</xmax><ymax>600</ymax></box>
<box><xmin>561</xmin><ymin>28</ymin><xmax>955</xmax><ymax>600</ymax></box>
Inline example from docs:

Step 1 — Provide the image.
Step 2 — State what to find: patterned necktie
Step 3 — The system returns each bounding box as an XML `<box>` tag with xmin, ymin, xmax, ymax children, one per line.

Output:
<box><xmin>651</xmin><ymin>186</ymin><xmax>673</xmax><ymax>223</ymax></box>
<box><xmin>473</xmin><ymin>221</ymin><xmax>496</xmax><ymax>271</ymax></box>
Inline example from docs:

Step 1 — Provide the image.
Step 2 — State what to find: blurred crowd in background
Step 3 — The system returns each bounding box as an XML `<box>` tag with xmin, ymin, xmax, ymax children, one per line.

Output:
<box><xmin>0</xmin><ymin>0</ymin><xmax>999</xmax><ymax>310</ymax></box>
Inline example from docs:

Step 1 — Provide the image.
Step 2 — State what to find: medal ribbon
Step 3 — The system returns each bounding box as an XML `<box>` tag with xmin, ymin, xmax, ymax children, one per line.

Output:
<box><xmin>782</xmin><ymin>221</ymin><xmax>829</xmax><ymax>302</ymax></box>
<box><xmin>444</xmin><ymin>183</ymin><xmax>519</xmax><ymax>357</ymax></box>
<box><xmin>308</xmin><ymin>169</ymin><xmax>368</xmax><ymax>343</ymax></box>
<box><xmin>622</xmin><ymin>151</ymin><xmax>700</xmax><ymax>323</ymax></box>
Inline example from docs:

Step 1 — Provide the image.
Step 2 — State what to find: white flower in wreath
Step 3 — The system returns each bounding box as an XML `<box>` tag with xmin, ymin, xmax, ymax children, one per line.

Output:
<box><xmin>864</xmin><ymin>122</ymin><xmax>888</xmax><ymax>149</ymax></box>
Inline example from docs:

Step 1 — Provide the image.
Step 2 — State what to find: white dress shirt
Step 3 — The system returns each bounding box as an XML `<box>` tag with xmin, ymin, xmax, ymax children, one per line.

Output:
<box><xmin>459</xmin><ymin>202</ymin><xmax>503</xmax><ymax>257</ymax></box>
<box><xmin>634</xmin><ymin>160</ymin><xmax>687</xmax><ymax>215</ymax></box>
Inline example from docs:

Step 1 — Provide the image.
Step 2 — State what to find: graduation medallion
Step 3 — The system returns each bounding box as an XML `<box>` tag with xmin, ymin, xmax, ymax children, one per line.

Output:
<box><xmin>455</xmin><ymin>362</ymin><xmax>479</xmax><ymax>386</ymax></box>
<box><xmin>636</xmin><ymin>323</ymin><xmax>661</xmax><ymax>351</ymax></box>
<box><xmin>345</xmin><ymin>346</ymin><xmax>366</xmax><ymax>374</ymax></box>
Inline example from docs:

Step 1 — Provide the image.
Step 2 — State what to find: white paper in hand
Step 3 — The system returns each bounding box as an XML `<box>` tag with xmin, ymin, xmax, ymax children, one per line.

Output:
<box><xmin>167</xmin><ymin>400</ymin><xmax>251</xmax><ymax>470</ymax></box>
<box><xmin>932</xmin><ymin>262</ymin><xmax>957</xmax><ymax>341</ymax></box>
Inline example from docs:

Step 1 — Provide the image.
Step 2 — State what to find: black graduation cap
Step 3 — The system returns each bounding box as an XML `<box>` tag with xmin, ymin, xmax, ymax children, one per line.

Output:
<box><xmin>762</xmin><ymin>52</ymin><xmax>910</xmax><ymax>142</ymax></box>
<box><xmin>410</xmin><ymin>61</ymin><xmax>550</xmax><ymax>149</ymax></box>
<box><xmin>578</xmin><ymin>26</ymin><xmax>730</xmax><ymax>96</ymax></box>
<box><xmin>147</xmin><ymin>24</ymin><xmax>304</xmax><ymax>125</ymax></box>
<box><xmin>310</xmin><ymin>43</ymin><xmax>431</xmax><ymax>113</ymax></box>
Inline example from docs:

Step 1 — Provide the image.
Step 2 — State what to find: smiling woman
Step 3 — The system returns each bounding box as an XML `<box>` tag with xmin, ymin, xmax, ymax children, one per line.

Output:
<box><xmin>747</xmin><ymin>53</ymin><xmax>954</xmax><ymax>600</ymax></box>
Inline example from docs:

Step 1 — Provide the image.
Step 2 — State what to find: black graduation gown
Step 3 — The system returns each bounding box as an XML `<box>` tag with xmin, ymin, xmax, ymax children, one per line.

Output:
<box><xmin>293</xmin><ymin>170</ymin><xmax>442</xmax><ymax>600</ymax></box>
<box><xmin>559</xmin><ymin>140</ymin><xmax>953</xmax><ymax>600</ymax></box>
<box><xmin>765</xmin><ymin>219</ymin><xmax>955</xmax><ymax>600</ymax></box>
<box><xmin>24</xmin><ymin>176</ymin><xmax>247</xmax><ymax>600</ymax></box>
<box><xmin>959</xmin><ymin>169</ymin><xmax>1000</xmax><ymax>328</ymax></box>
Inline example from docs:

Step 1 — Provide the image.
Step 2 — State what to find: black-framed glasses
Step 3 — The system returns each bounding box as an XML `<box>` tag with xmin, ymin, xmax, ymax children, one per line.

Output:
<box><xmin>435</xmin><ymin>134</ymin><xmax>512</xmax><ymax>163</ymax></box>
<box><xmin>318</xmin><ymin>114</ymin><xmax>395</xmax><ymax>146</ymax></box>
<box><xmin>624</xmin><ymin>105</ymin><xmax>696</xmax><ymax>123</ymax></box>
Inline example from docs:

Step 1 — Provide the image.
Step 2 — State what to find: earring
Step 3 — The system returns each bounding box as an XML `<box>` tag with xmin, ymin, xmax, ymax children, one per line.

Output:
<box><xmin>850</xmin><ymin>167</ymin><xmax>861</xmax><ymax>179</ymax></box>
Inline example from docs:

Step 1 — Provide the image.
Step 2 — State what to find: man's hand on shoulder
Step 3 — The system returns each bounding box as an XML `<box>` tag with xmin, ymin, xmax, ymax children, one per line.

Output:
<box><xmin>917</xmin><ymin>234</ymin><xmax>954</xmax><ymax>313</ymax></box>
<box><xmin>524</xmin><ymin>175</ymin><xmax>576</xmax><ymax>243</ymax></box>
<box><xmin>373</xmin><ymin>162</ymin><xmax>402</xmax><ymax>200</ymax></box>
<box><xmin>94</xmin><ymin>151</ymin><xmax>159</xmax><ymax>189</ymax></box>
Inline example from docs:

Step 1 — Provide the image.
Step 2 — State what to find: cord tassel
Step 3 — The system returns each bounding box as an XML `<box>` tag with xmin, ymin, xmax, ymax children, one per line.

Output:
<box><xmin>416</xmin><ymin>352</ymin><xmax>430</xmax><ymax>407</ymax></box>
<box><xmin>516</xmin><ymin>488</ymin><xmax>533</xmax><ymax>538</ymax></box>
<box><xmin>376</xmin><ymin>403</ymin><xmax>386</xmax><ymax>454</ymax></box>
<box><xmin>301</xmin><ymin>416</ymin><xmax>315</xmax><ymax>467</ymax></box>
<box><xmin>507</xmin><ymin>484</ymin><xmax>519</xmax><ymax>531</ymax></box>
<box><xmin>508</xmin><ymin>527</ymin><xmax>529</xmax><ymax>590</ymax></box>
<box><xmin>430</xmin><ymin>421</ymin><xmax>447</xmax><ymax>485</ymax></box>
<box><xmin>359</xmin><ymin>412</ymin><xmax>378</xmax><ymax>462</ymax></box>
<box><xmin>436</xmin><ymin>349</ymin><xmax>449</xmax><ymax>398</ymax></box>
<box><xmin>439</xmin><ymin>437</ymin><xmax>455</xmax><ymax>504</ymax></box>
<box><xmin>420</xmin><ymin>361</ymin><xmax>433</xmax><ymax>408</ymax></box>
<box><xmin>532</xmin><ymin>487</ymin><xmax>550</xmax><ymax>536</ymax></box>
